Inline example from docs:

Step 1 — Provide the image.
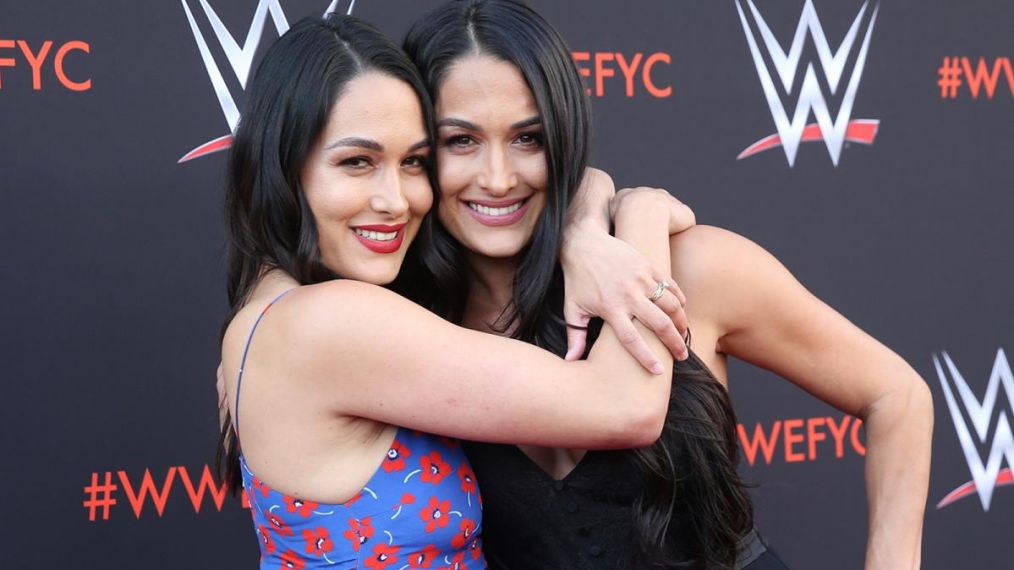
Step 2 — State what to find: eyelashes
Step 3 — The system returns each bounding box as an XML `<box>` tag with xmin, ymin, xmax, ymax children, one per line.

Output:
<box><xmin>440</xmin><ymin>131</ymin><xmax>544</xmax><ymax>149</ymax></box>
<box><xmin>334</xmin><ymin>155</ymin><xmax>429</xmax><ymax>171</ymax></box>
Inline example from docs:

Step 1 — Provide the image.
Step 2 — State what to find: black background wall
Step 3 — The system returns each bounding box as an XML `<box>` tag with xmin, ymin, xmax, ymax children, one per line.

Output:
<box><xmin>2</xmin><ymin>1</ymin><xmax>1011</xmax><ymax>567</ymax></box>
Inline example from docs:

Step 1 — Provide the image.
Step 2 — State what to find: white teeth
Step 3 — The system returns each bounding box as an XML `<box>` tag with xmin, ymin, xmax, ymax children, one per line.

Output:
<box><xmin>353</xmin><ymin>228</ymin><xmax>398</xmax><ymax>241</ymax></box>
<box><xmin>468</xmin><ymin>201</ymin><xmax>523</xmax><ymax>216</ymax></box>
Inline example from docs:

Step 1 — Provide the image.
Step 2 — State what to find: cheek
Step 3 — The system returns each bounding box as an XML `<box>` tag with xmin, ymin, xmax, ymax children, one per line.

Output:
<box><xmin>304</xmin><ymin>176</ymin><xmax>364</xmax><ymax>230</ymax></box>
<box><xmin>406</xmin><ymin>177</ymin><xmax>434</xmax><ymax>217</ymax></box>
<box><xmin>518</xmin><ymin>152</ymin><xmax>549</xmax><ymax>192</ymax></box>
<box><xmin>436</xmin><ymin>151</ymin><xmax>472</xmax><ymax>201</ymax></box>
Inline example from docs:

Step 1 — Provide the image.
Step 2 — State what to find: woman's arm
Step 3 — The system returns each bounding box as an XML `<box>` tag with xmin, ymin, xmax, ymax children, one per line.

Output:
<box><xmin>560</xmin><ymin>168</ymin><xmax>694</xmax><ymax>364</ymax></box>
<box><xmin>225</xmin><ymin>207</ymin><xmax>675</xmax><ymax>451</ymax></box>
<box><xmin>671</xmin><ymin>226</ymin><xmax>933</xmax><ymax>570</ymax></box>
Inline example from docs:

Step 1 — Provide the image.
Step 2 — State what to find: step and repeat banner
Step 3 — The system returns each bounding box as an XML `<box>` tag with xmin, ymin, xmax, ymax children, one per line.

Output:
<box><xmin>2</xmin><ymin>0</ymin><xmax>1010</xmax><ymax>567</ymax></box>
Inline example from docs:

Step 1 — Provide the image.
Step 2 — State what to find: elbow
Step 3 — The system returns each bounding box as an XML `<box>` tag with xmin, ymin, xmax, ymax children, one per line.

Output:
<box><xmin>911</xmin><ymin>375</ymin><xmax>934</xmax><ymax>430</ymax></box>
<box><xmin>612</xmin><ymin>400</ymin><xmax>667</xmax><ymax>448</ymax></box>
<box><xmin>862</xmin><ymin>367</ymin><xmax>935</xmax><ymax>434</ymax></box>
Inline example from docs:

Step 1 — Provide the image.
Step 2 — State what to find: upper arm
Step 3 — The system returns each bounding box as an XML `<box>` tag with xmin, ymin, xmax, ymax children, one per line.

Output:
<box><xmin>672</xmin><ymin>226</ymin><xmax>921</xmax><ymax>417</ymax></box>
<box><xmin>276</xmin><ymin>280</ymin><xmax>667</xmax><ymax>448</ymax></box>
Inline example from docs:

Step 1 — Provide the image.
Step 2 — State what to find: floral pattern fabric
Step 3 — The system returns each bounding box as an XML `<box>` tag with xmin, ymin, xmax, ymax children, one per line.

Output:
<box><xmin>241</xmin><ymin>428</ymin><xmax>486</xmax><ymax>569</ymax></box>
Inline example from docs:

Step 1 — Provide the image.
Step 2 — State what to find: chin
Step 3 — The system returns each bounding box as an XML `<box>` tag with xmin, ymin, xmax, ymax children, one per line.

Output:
<box><xmin>468</xmin><ymin>240</ymin><xmax>527</xmax><ymax>260</ymax></box>
<box><xmin>327</xmin><ymin>258</ymin><xmax>403</xmax><ymax>286</ymax></box>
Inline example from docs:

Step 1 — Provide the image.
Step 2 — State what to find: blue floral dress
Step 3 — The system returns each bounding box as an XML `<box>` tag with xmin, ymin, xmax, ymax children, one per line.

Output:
<box><xmin>235</xmin><ymin>290</ymin><xmax>486</xmax><ymax>569</ymax></box>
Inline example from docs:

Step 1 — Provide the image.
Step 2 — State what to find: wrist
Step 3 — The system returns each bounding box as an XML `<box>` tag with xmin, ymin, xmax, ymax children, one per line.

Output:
<box><xmin>612</xmin><ymin>194</ymin><xmax>669</xmax><ymax>228</ymax></box>
<box><xmin>613</xmin><ymin>199</ymin><xmax>669</xmax><ymax>233</ymax></box>
<box><xmin>561</xmin><ymin>217</ymin><xmax>609</xmax><ymax>262</ymax></box>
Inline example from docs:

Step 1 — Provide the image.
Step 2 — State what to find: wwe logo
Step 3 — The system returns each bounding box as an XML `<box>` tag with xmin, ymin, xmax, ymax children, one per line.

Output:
<box><xmin>178</xmin><ymin>0</ymin><xmax>357</xmax><ymax>163</ymax></box>
<box><xmin>933</xmin><ymin>349</ymin><xmax>1014</xmax><ymax>511</ymax></box>
<box><xmin>735</xmin><ymin>0</ymin><xmax>880</xmax><ymax>166</ymax></box>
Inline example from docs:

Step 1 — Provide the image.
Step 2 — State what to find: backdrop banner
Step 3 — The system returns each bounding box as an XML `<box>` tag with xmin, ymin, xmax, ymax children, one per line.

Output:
<box><xmin>2</xmin><ymin>1</ymin><xmax>1010</xmax><ymax>567</ymax></box>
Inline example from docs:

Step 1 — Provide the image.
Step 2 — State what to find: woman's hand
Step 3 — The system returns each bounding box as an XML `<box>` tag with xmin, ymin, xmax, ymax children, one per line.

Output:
<box><xmin>561</xmin><ymin>170</ymin><xmax>692</xmax><ymax>369</ymax></box>
<box><xmin>609</xmin><ymin>185</ymin><xmax>696</xmax><ymax>236</ymax></box>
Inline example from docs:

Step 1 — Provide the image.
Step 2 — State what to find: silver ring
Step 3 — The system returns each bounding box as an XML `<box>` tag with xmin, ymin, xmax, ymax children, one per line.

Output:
<box><xmin>647</xmin><ymin>280</ymin><xmax>670</xmax><ymax>302</ymax></box>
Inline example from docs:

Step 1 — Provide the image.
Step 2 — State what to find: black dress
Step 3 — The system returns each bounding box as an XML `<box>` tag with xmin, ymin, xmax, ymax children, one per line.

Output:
<box><xmin>463</xmin><ymin>357</ymin><xmax>792</xmax><ymax>569</ymax></box>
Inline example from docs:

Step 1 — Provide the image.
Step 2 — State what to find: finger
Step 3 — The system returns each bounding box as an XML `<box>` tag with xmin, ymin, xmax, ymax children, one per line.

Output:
<box><xmin>668</xmin><ymin>281</ymin><xmax>687</xmax><ymax>307</ymax></box>
<box><xmin>563</xmin><ymin>304</ymin><xmax>591</xmax><ymax>361</ymax></box>
<box><xmin>650</xmin><ymin>271</ymin><xmax>686</xmax><ymax>307</ymax></box>
<box><xmin>654</xmin><ymin>292</ymin><xmax>690</xmax><ymax>340</ymax></box>
<box><xmin>634</xmin><ymin>298</ymin><xmax>688</xmax><ymax>361</ymax></box>
<box><xmin>606</xmin><ymin>311</ymin><xmax>664</xmax><ymax>374</ymax></box>
<box><xmin>648</xmin><ymin>286</ymin><xmax>689</xmax><ymax>330</ymax></box>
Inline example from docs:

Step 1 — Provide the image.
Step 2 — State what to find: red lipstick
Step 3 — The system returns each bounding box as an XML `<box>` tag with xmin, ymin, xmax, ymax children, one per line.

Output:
<box><xmin>350</xmin><ymin>223</ymin><xmax>407</xmax><ymax>254</ymax></box>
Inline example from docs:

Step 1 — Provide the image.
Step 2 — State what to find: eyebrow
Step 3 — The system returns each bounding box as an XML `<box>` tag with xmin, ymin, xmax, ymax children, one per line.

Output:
<box><xmin>436</xmin><ymin>117</ymin><xmax>480</xmax><ymax>131</ymax></box>
<box><xmin>510</xmin><ymin>116</ymin><xmax>542</xmax><ymax>130</ymax></box>
<box><xmin>324</xmin><ymin>137</ymin><xmax>383</xmax><ymax>151</ymax></box>
<box><xmin>324</xmin><ymin>137</ymin><xmax>430</xmax><ymax>153</ymax></box>
<box><xmin>436</xmin><ymin>116</ymin><xmax>542</xmax><ymax>131</ymax></box>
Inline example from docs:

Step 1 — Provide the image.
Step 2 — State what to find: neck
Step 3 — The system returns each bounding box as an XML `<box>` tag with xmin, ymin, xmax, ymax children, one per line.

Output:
<box><xmin>461</xmin><ymin>253</ymin><xmax>520</xmax><ymax>336</ymax></box>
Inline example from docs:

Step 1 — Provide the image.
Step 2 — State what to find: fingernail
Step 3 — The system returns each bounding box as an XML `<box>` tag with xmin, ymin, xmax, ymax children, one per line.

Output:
<box><xmin>651</xmin><ymin>362</ymin><xmax>664</xmax><ymax>375</ymax></box>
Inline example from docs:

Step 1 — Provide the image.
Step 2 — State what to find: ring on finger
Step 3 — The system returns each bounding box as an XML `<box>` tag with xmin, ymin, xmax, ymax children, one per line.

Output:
<box><xmin>647</xmin><ymin>280</ymin><xmax>670</xmax><ymax>302</ymax></box>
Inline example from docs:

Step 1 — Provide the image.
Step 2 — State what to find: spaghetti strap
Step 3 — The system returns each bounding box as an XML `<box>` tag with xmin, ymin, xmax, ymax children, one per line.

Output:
<box><xmin>233</xmin><ymin>288</ymin><xmax>295</xmax><ymax>435</ymax></box>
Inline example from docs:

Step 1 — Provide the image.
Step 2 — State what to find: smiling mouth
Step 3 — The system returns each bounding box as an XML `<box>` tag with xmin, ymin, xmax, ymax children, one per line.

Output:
<box><xmin>352</xmin><ymin>228</ymin><xmax>400</xmax><ymax>241</ymax></box>
<box><xmin>350</xmin><ymin>223</ymin><xmax>407</xmax><ymax>254</ymax></box>
<box><xmin>462</xmin><ymin>198</ymin><xmax>531</xmax><ymax>227</ymax></box>
<box><xmin>466</xmin><ymin>200</ymin><xmax>525</xmax><ymax>217</ymax></box>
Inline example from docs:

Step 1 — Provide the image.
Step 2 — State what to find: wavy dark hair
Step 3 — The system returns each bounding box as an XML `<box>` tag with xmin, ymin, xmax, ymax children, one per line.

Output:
<box><xmin>403</xmin><ymin>1</ymin><xmax>753</xmax><ymax>567</ymax></box>
<box><xmin>216</xmin><ymin>13</ymin><xmax>436</xmax><ymax>495</ymax></box>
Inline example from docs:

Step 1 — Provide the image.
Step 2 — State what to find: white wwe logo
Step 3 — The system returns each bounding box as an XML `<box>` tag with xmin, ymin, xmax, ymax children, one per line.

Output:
<box><xmin>735</xmin><ymin>0</ymin><xmax>879</xmax><ymax>166</ymax></box>
<box><xmin>934</xmin><ymin>349</ymin><xmax>1014</xmax><ymax>511</ymax></box>
<box><xmin>179</xmin><ymin>0</ymin><xmax>357</xmax><ymax>162</ymax></box>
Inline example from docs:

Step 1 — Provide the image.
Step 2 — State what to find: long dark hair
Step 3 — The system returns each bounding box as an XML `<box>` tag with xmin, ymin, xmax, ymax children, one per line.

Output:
<box><xmin>216</xmin><ymin>13</ymin><xmax>436</xmax><ymax>494</ymax></box>
<box><xmin>403</xmin><ymin>1</ymin><xmax>753</xmax><ymax>567</ymax></box>
<box><xmin>398</xmin><ymin>0</ymin><xmax>589</xmax><ymax>347</ymax></box>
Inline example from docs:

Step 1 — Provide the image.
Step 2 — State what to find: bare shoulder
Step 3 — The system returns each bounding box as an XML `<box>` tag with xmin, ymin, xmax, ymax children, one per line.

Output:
<box><xmin>669</xmin><ymin>225</ymin><xmax>799</xmax><ymax>336</ymax></box>
<box><xmin>223</xmin><ymin>279</ymin><xmax>416</xmax><ymax>359</ymax></box>
<box><xmin>276</xmin><ymin>279</ymin><xmax>435</xmax><ymax>341</ymax></box>
<box><xmin>669</xmin><ymin>225</ymin><xmax>774</xmax><ymax>288</ymax></box>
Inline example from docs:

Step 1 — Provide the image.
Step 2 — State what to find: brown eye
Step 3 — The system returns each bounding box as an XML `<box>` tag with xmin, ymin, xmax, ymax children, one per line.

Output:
<box><xmin>339</xmin><ymin>156</ymin><xmax>372</xmax><ymax>168</ymax></box>
<box><xmin>402</xmin><ymin>155</ymin><xmax>427</xmax><ymax>169</ymax></box>
<box><xmin>515</xmin><ymin>132</ymin><xmax>543</xmax><ymax>147</ymax></box>
<box><xmin>445</xmin><ymin>135</ymin><xmax>475</xmax><ymax>148</ymax></box>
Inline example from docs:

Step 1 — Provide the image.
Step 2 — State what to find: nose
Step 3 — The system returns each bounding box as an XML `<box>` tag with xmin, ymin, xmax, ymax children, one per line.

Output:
<box><xmin>369</xmin><ymin>167</ymin><xmax>410</xmax><ymax>218</ymax></box>
<box><xmin>477</xmin><ymin>145</ymin><xmax>518</xmax><ymax>197</ymax></box>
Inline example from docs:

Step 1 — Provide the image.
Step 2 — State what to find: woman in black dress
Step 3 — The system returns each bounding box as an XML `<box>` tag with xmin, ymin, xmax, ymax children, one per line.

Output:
<box><xmin>400</xmin><ymin>1</ymin><xmax>932</xmax><ymax>568</ymax></box>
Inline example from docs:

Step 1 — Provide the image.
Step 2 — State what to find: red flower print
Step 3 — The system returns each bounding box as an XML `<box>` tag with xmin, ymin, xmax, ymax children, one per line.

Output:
<box><xmin>343</xmin><ymin>491</ymin><xmax>363</xmax><ymax>508</ymax></box>
<box><xmin>439</xmin><ymin>436</ymin><xmax>459</xmax><ymax>448</ymax></box>
<box><xmin>383</xmin><ymin>439</ymin><xmax>411</xmax><ymax>472</ymax></box>
<box><xmin>257</xmin><ymin>524</ymin><xmax>276</xmax><ymax>555</ymax></box>
<box><xmin>302</xmin><ymin>527</ymin><xmax>333</xmax><ymax>555</ymax></box>
<box><xmin>457</xmin><ymin>463</ymin><xmax>476</xmax><ymax>494</ymax></box>
<box><xmin>267</xmin><ymin>513</ymin><xmax>294</xmax><ymax>537</ymax></box>
<box><xmin>420</xmin><ymin>451</ymin><xmax>451</xmax><ymax>484</ymax></box>
<box><xmin>343</xmin><ymin>517</ymin><xmax>375</xmax><ymax>551</ymax></box>
<box><xmin>451</xmin><ymin>518</ymin><xmax>476</xmax><ymax>549</ymax></box>
<box><xmin>279</xmin><ymin>549</ymin><xmax>306</xmax><ymax>570</ymax></box>
<box><xmin>285</xmin><ymin>495</ymin><xmax>319</xmax><ymax>518</ymax></box>
<box><xmin>420</xmin><ymin>497</ymin><xmax>451</xmax><ymax>533</ymax></box>
<box><xmin>252</xmin><ymin>477</ymin><xmax>270</xmax><ymax>498</ymax></box>
<box><xmin>400</xmin><ymin>493</ymin><xmax>416</xmax><ymax>505</ymax></box>
<box><xmin>364</xmin><ymin>543</ymin><xmax>400</xmax><ymax>570</ymax></box>
<box><xmin>408</xmin><ymin>544</ymin><xmax>440</xmax><ymax>568</ymax></box>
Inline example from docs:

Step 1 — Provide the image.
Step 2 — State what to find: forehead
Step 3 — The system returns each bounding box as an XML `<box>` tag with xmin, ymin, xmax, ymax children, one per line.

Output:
<box><xmin>436</xmin><ymin>55</ymin><xmax>538</xmax><ymax>122</ymax></box>
<box><xmin>322</xmin><ymin>71</ymin><xmax>427</xmax><ymax>144</ymax></box>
